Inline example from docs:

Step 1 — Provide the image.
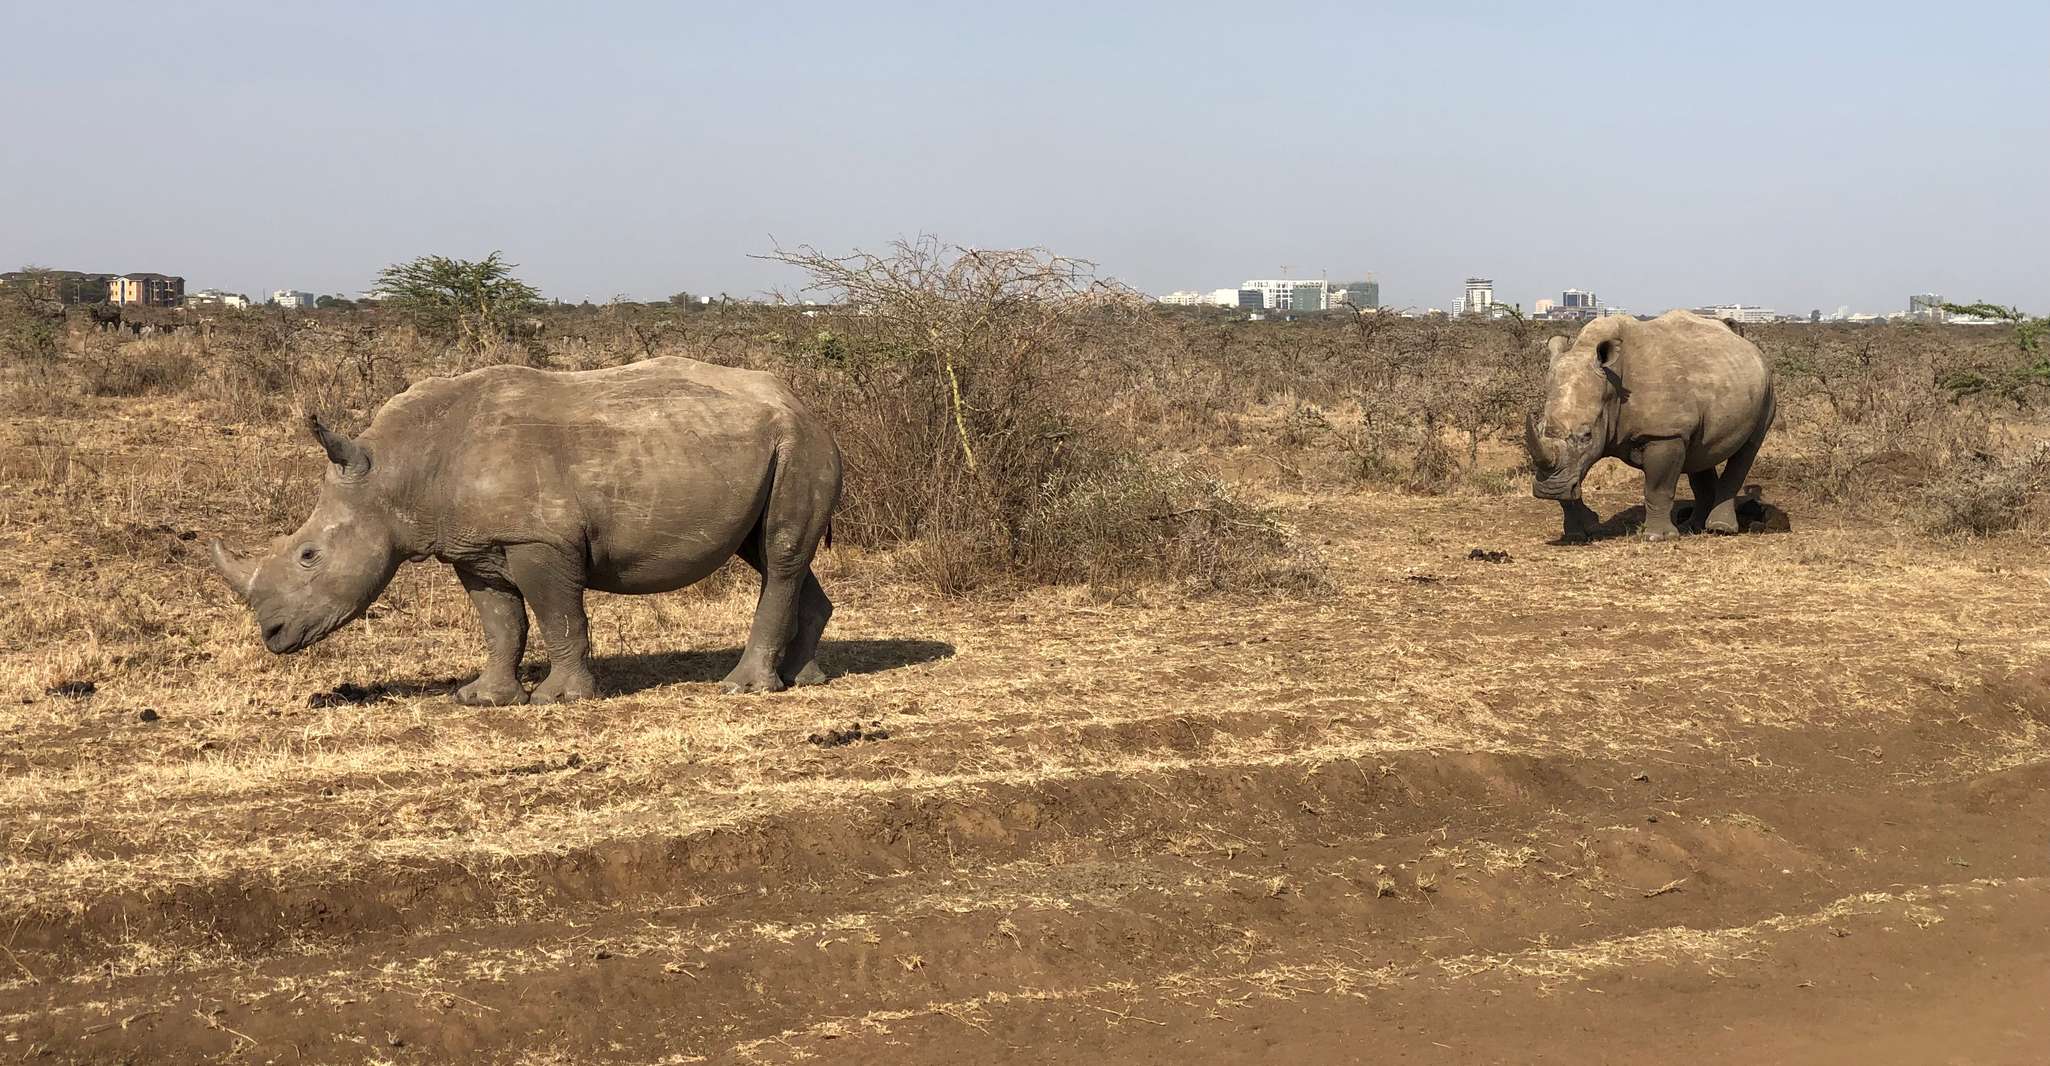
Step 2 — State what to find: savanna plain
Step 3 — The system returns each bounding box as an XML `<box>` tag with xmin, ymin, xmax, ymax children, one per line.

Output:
<box><xmin>3</xmin><ymin>252</ymin><xmax>2048</xmax><ymax>1064</ymax></box>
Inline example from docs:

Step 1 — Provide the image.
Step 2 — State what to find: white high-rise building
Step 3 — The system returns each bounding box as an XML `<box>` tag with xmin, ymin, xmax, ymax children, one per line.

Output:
<box><xmin>1456</xmin><ymin>277</ymin><xmax>1494</xmax><ymax>316</ymax></box>
<box><xmin>1160</xmin><ymin>289</ymin><xmax>1256</xmax><ymax>308</ymax></box>
<box><xmin>1241</xmin><ymin>279</ymin><xmax>1329</xmax><ymax>312</ymax></box>
<box><xmin>1698</xmin><ymin>303</ymin><xmax>1778</xmax><ymax>324</ymax></box>
<box><xmin>271</xmin><ymin>289</ymin><xmax>318</xmax><ymax>310</ymax></box>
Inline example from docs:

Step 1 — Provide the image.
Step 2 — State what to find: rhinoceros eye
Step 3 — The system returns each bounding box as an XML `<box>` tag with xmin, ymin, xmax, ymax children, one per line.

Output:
<box><xmin>298</xmin><ymin>546</ymin><xmax>321</xmax><ymax>568</ymax></box>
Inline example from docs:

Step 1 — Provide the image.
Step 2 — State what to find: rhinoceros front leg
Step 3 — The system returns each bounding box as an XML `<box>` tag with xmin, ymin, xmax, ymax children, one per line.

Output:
<box><xmin>1640</xmin><ymin>439</ymin><xmax>1686</xmax><ymax>542</ymax></box>
<box><xmin>454</xmin><ymin>566</ymin><xmax>529</xmax><ymax>707</ymax></box>
<box><xmin>1559</xmin><ymin>498</ymin><xmax>1601</xmax><ymax>543</ymax></box>
<box><xmin>506</xmin><ymin>544</ymin><xmax>600</xmax><ymax>704</ymax></box>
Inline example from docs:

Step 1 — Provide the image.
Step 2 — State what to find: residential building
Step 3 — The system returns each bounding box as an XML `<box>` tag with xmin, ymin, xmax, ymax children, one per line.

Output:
<box><xmin>0</xmin><ymin>270</ymin><xmax>113</xmax><ymax>304</ymax></box>
<box><xmin>108</xmin><ymin>273</ymin><xmax>185</xmax><ymax>307</ymax></box>
<box><xmin>1908</xmin><ymin>293</ymin><xmax>1945</xmax><ymax>321</ymax></box>
<box><xmin>271</xmin><ymin>289</ymin><xmax>318</xmax><ymax>310</ymax></box>
<box><xmin>187</xmin><ymin>289</ymin><xmax>251</xmax><ymax>310</ymax></box>
<box><xmin>1330</xmin><ymin>278</ymin><xmax>1379</xmax><ymax>310</ymax></box>
<box><xmin>1159</xmin><ymin>291</ymin><xmax>1208</xmax><ymax>306</ymax></box>
<box><xmin>1533</xmin><ymin>299</ymin><xmax>1554</xmax><ymax>316</ymax></box>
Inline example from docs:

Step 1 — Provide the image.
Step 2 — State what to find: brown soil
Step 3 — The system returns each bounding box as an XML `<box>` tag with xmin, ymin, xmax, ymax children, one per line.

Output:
<box><xmin>4</xmin><ymin>461</ymin><xmax>2049</xmax><ymax>1062</ymax></box>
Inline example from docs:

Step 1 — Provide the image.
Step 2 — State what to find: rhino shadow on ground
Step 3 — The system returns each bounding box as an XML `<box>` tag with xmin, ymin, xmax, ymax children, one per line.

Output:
<box><xmin>1555</xmin><ymin>488</ymin><xmax>1793</xmax><ymax>545</ymax></box>
<box><xmin>328</xmin><ymin>639</ymin><xmax>956</xmax><ymax>705</ymax></box>
<box><xmin>592</xmin><ymin>637</ymin><xmax>957</xmax><ymax>697</ymax></box>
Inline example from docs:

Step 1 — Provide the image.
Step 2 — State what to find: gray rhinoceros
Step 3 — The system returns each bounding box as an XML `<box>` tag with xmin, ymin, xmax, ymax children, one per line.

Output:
<box><xmin>209</xmin><ymin>356</ymin><xmax>842</xmax><ymax>704</ymax></box>
<box><xmin>1525</xmin><ymin>311</ymin><xmax>1775</xmax><ymax>543</ymax></box>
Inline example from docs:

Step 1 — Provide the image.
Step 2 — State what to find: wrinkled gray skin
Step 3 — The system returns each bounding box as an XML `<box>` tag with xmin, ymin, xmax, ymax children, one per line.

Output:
<box><xmin>210</xmin><ymin>357</ymin><xmax>842</xmax><ymax>704</ymax></box>
<box><xmin>1525</xmin><ymin>311</ymin><xmax>1775</xmax><ymax>543</ymax></box>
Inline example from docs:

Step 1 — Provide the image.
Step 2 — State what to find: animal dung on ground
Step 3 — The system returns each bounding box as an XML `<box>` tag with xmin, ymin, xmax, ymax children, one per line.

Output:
<box><xmin>1467</xmin><ymin>548</ymin><xmax>1513</xmax><ymax>563</ymax></box>
<box><xmin>45</xmin><ymin>680</ymin><xmax>95</xmax><ymax>699</ymax></box>
<box><xmin>138</xmin><ymin>708</ymin><xmax>160</xmax><ymax>723</ymax></box>
<box><xmin>808</xmin><ymin>721</ymin><xmax>891</xmax><ymax>747</ymax></box>
<box><xmin>309</xmin><ymin>682</ymin><xmax>383</xmax><ymax>708</ymax></box>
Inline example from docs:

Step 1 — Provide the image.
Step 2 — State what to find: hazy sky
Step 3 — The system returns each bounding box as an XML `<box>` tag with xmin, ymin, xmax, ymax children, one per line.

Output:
<box><xmin>4</xmin><ymin>1</ymin><xmax>2044</xmax><ymax>313</ymax></box>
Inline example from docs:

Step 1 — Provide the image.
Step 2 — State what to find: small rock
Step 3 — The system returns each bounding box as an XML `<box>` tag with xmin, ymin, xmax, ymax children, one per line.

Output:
<box><xmin>1631</xmin><ymin>771</ymin><xmax>1649</xmax><ymax>782</ymax></box>
<box><xmin>138</xmin><ymin>708</ymin><xmax>160</xmax><ymax>723</ymax></box>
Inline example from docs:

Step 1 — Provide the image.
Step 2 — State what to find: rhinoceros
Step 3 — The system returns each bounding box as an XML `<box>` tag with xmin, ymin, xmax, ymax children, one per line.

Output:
<box><xmin>1525</xmin><ymin>311</ymin><xmax>1775</xmax><ymax>543</ymax></box>
<box><xmin>209</xmin><ymin>356</ymin><xmax>842</xmax><ymax>704</ymax></box>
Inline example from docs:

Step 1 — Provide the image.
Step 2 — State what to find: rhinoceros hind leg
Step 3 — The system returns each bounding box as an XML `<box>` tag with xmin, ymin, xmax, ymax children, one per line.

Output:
<box><xmin>1705</xmin><ymin>431</ymin><xmax>1765</xmax><ymax>535</ymax></box>
<box><xmin>781</xmin><ymin>572</ymin><xmax>834</xmax><ymax>687</ymax></box>
<box><xmin>455</xmin><ymin>565</ymin><xmax>531</xmax><ymax>706</ymax></box>
<box><xmin>1684</xmin><ymin>470</ymin><xmax>1719</xmax><ymax>533</ymax></box>
<box><xmin>1640</xmin><ymin>440</ymin><xmax>1686</xmax><ymax>542</ymax></box>
<box><xmin>507</xmin><ymin>545</ymin><xmax>599</xmax><ymax>704</ymax></box>
<box><xmin>723</xmin><ymin>467</ymin><xmax>833</xmax><ymax>694</ymax></box>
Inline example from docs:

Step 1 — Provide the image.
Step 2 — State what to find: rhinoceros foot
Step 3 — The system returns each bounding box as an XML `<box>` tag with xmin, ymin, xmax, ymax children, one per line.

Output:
<box><xmin>790</xmin><ymin>661</ymin><xmax>830</xmax><ymax>688</ymax></box>
<box><xmin>530</xmin><ymin>669</ymin><xmax>599</xmax><ymax>705</ymax></box>
<box><xmin>455</xmin><ymin>676</ymin><xmax>529</xmax><ymax>707</ymax></box>
<box><xmin>720</xmin><ymin>661</ymin><xmax>789</xmax><ymax>695</ymax></box>
<box><xmin>1703</xmin><ymin>501</ymin><xmax>1742</xmax><ymax>535</ymax></box>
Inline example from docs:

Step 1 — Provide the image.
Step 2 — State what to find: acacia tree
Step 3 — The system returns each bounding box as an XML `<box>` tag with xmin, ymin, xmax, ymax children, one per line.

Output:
<box><xmin>373</xmin><ymin>252</ymin><xmax>539</xmax><ymax>349</ymax></box>
<box><xmin>1939</xmin><ymin>301</ymin><xmax>2048</xmax><ymax>406</ymax></box>
<box><xmin>0</xmin><ymin>264</ymin><xmax>67</xmax><ymax>360</ymax></box>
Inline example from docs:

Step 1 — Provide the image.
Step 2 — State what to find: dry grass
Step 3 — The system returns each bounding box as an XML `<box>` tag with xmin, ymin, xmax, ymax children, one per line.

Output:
<box><xmin>4</xmin><ymin>311</ymin><xmax>2049</xmax><ymax>1060</ymax></box>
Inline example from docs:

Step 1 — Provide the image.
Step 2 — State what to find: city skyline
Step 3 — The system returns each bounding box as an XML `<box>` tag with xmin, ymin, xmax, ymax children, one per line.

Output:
<box><xmin>3</xmin><ymin>2</ymin><xmax>2044</xmax><ymax>315</ymax></box>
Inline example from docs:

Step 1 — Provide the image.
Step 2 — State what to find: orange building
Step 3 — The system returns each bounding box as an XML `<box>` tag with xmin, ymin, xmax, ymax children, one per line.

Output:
<box><xmin>108</xmin><ymin>273</ymin><xmax>186</xmax><ymax>307</ymax></box>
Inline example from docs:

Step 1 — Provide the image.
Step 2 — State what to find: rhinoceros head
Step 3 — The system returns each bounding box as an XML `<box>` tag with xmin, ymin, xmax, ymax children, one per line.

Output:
<box><xmin>1528</xmin><ymin>323</ymin><xmax>1624</xmax><ymax>500</ymax></box>
<box><xmin>209</xmin><ymin>416</ymin><xmax>404</xmax><ymax>654</ymax></box>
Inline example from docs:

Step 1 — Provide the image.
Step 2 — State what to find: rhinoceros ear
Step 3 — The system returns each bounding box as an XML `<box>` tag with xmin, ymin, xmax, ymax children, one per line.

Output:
<box><xmin>1595</xmin><ymin>338</ymin><xmax>1618</xmax><ymax>367</ymax></box>
<box><xmin>307</xmin><ymin>414</ymin><xmax>372</xmax><ymax>482</ymax></box>
<box><xmin>1545</xmin><ymin>335</ymin><xmax>1569</xmax><ymax>361</ymax></box>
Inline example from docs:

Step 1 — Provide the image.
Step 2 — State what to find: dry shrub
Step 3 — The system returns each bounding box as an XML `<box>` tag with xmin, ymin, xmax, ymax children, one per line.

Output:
<box><xmin>1756</xmin><ymin>323</ymin><xmax>2023</xmax><ymax>506</ymax></box>
<box><xmin>77</xmin><ymin>338</ymin><xmax>198</xmax><ymax>396</ymax></box>
<box><xmin>1919</xmin><ymin>445</ymin><xmax>2050</xmax><ymax>536</ymax></box>
<box><xmin>767</xmin><ymin>238</ymin><xmax>1323</xmax><ymax>594</ymax></box>
<box><xmin>1015</xmin><ymin>456</ymin><xmax>1324</xmax><ymax>593</ymax></box>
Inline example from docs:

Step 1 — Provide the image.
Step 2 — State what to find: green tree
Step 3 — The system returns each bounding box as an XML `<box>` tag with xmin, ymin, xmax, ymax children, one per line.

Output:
<box><xmin>373</xmin><ymin>252</ymin><xmax>540</xmax><ymax>348</ymax></box>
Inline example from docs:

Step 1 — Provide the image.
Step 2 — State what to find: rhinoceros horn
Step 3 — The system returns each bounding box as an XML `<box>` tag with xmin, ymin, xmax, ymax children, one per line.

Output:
<box><xmin>208</xmin><ymin>540</ymin><xmax>258</xmax><ymax>603</ymax></box>
<box><xmin>308</xmin><ymin>414</ymin><xmax>371</xmax><ymax>481</ymax></box>
<box><xmin>1523</xmin><ymin>410</ymin><xmax>1547</xmax><ymax>471</ymax></box>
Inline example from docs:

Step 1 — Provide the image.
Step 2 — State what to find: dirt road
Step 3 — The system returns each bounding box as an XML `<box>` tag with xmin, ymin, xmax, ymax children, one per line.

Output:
<box><xmin>4</xmin><ymin>493</ymin><xmax>2047</xmax><ymax>1063</ymax></box>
